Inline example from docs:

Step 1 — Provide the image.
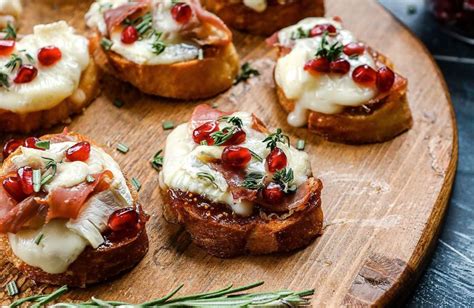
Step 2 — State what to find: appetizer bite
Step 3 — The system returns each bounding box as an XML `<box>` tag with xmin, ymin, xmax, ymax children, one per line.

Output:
<box><xmin>201</xmin><ymin>0</ymin><xmax>324</xmax><ymax>36</ymax></box>
<box><xmin>86</xmin><ymin>0</ymin><xmax>239</xmax><ymax>99</ymax></box>
<box><xmin>270</xmin><ymin>17</ymin><xmax>413</xmax><ymax>144</ymax></box>
<box><xmin>0</xmin><ymin>0</ymin><xmax>22</xmax><ymax>28</ymax></box>
<box><xmin>159</xmin><ymin>104</ymin><xmax>323</xmax><ymax>257</ymax></box>
<box><xmin>0</xmin><ymin>21</ymin><xmax>99</xmax><ymax>133</ymax></box>
<box><xmin>0</xmin><ymin>131</ymin><xmax>148</xmax><ymax>287</ymax></box>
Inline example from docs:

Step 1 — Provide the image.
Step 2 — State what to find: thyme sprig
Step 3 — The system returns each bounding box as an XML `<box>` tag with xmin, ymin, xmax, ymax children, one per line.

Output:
<box><xmin>10</xmin><ymin>282</ymin><xmax>314</xmax><ymax>307</ymax></box>
<box><xmin>273</xmin><ymin>167</ymin><xmax>297</xmax><ymax>193</ymax></box>
<box><xmin>40</xmin><ymin>157</ymin><xmax>58</xmax><ymax>186</ymax></box>
<box><xmin>151</xmin><ymin>31</ymin><xmax>166</xmax><ymax>55</ymax></box>
<box><xmin>5</xmin><ymin>54</ymin><xmax>22</xmax><ymax>72</ymax></box>
<box><xmin>234</xmin><ymin>62</ymin><xmax>260</xmax><ymax>85</ymax></box>
<box><xmin>242</xmin><ymin>172</ymin><xmax>265</xmax><ymax>190</ymax></box>
<box><xmin>220</xmin><ymin>115</ymin><xmax>243</xmax><ymax>128</ymax></box>
<box><xmin>263</xmin><ymin>128</ymin><xmax>290</xmax><ymax>150</ymax></box>
<box><xmin>211</xmin><ymin>116</ymin><xmax>244</xmax><ymax>146</ymax></box>
<box><xmin>2</xmin><ymin>22</ymin><xmax>16</xmax><ymax>40</ymax></box>
<box><xmin>315</xmin><ymin>32</ymin><xmax>343</xmax><ymax>62</ymax></box>
<box><xmin>197</xmin><ymin>171</ymin><xmax>218</xmax><ymax>188</ymax></box>
<box><xmin>291</xmin><ymin>26</ymin><xmax>309</xmax><ymax>40</ymax></box>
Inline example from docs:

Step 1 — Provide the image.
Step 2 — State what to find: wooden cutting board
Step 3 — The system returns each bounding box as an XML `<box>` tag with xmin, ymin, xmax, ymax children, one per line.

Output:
<box><xmin>0</xmin><ymin>0</ymin><xmax>457</xmax><ymax>306</ymax></box>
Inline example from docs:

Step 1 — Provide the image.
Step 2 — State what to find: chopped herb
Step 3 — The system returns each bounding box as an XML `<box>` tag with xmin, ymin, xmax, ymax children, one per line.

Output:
<box><xmin>116</xmin><ymin>143</ymin><xmax>129</xmax><ymax>154</ymax></box>
<box><xmin>200</xmin><ymin>140</ymin><xmax>208</xmax><ymax>145</ymax></box>
<box><xmin>210</xmin><ymin>127</ymin><xmax>237</xmax><ymax>146</ymax></box>
<box><xmin>263</xmin><ymin>128</ymin><xmax>290</xmax><ymax>150</ymax></box>
<box><xmin>407</xmin><ymin>4</ymin><xmax>417</xmax><ymax>15</ymax></box>
<box><xmin>151</xmin><ymin>150</ymin><xmax>163</xmax><ymax>171</ymax></box>
<box><xmin>291</xmin><ymin>27</ymin><xmax>309</xmax><ymax>40</ymax></box>
<box><xmin>131</xmin><ymin>177</ymin><xmax>141</xmax><ymax>192</ymax></box>
<box><xmin>134</xmin><ymin>12</ymin><xmax>153</xmax><ymax>38</ymax></box>
<box><xmin>100</xmin><ymin>37</ymin><xmax>113</xmax><ymax>51</ymax></box>
<box><xmin>296</xmin><ymin>139</ymin><xmax>305</xmax><ymax>150</ymax></box>
<box><xmin>220</xmin><ymin>115</ymin><xmax>243</xmax><ymax>128</ymax></box>
<box><xmin>197</xmin><ymin>172</ymin><xmax>218</xmax><ymax>188</ymax></box>
<box><xmin>234</xmin><ymin>62</ymin><xmax>260</xmax><ymax>85</ymax></box>
<box><xmin>113</xmin><ymin>98</ymin><xmax>124</xmax><ymax>108</ymax></box>
<box><xmin>6</xmin><ymin>280</ymin><xmax>19</xmax><ymax>297</ymax></box>
<box><xmin>32</xmin><ymin>169</ymin><xmax>41</xmax><ymax>193</ymax></box>
<box><xmin>34</xmin><ymin>233</ymin><xmax>44</xmax><ymax>245</ymax></box>
<box><xmin>249</xmin><ymin>149</ymin><xmax>263</xmax><ymax>162</ymax></box>
<box><xmin>162</xmin><ymin>120</ymin><xmax>174</xmax><ymax>130</ymax></box>
<box><xmin>315</xmin><ymin>32</ymin><xmax>343</xmax><ymax>62</ymax></box>
<box><xmin>151</xmin><ymin>32</ymin><xmax>166</xmax><ymax>55</ymax></box>
<box><xmin>2</xmin><ymin>22</ymin><xmax>16</xmax><ymax>40</ymax></box>
<box><xmin>273</xmin><ymin>167</ymin><xmax>296</xmax><ymax>193</ymax></box>
<box><xmin>242</xmin><ymin>172</ymin><xmax>265</xmax><ymax>190</ymax></box>
<box><xmin>0</xmin><ymin>71</ymin><xmax>10</xmax><ymax>88</ymax></box>
<box><xmin>25</xmin><ymin>53</ymin><xmax>35</xmax><ymax>64</ymax></box>
<box><xmin>86</xmin><ymin>175</ymin><xmax>95</xmax><ymax>183</ymax></box>
<box><xmin>5</xmin><ymin>54</ymin><xmax>22</xmax><ymax>72</ymax></box>
<box><xmin>40</xmin><ymin>157</ymin><xmax>57</xmax><ymax>185</ymax></box>
<box><xmin>35</xmin><ymin>140</ymin><xmax>50</xmax><ymax>150</ymax></box>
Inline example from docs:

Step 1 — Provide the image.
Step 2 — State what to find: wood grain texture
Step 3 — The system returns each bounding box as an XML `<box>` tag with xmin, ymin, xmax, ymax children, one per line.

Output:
<box><xmin>0</xmin><ymin>0</ymin><xmax>457</xmax><ymax>306</ymax></box>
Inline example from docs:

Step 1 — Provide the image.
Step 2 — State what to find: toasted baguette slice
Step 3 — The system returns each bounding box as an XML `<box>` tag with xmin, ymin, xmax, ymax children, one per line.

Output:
<box><xmin>276</xmin><ymin>49</ymin><xmax>413</xmax><ymax>144</ymax></box>
<box><xmin>0</xmin><ymin>58</ymin><xmax>100</xmax><ymax>133</ymax></box>
<box><xmin>0</xmin><ymin>132</ymin><xmax>149</xmax><ymax>287</ymax></box>
<box><xmin>201</xmin><ymin>0</ymin><xmax>325</xmax><ymax>36</ymax></box>
<box><xmin>162</xmin><ymin>178</ymin><xmax>323</xmax><ymax>258</ymax></box>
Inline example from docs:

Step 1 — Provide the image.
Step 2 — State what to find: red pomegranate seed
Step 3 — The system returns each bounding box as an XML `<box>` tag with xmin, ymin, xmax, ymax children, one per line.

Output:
<box><xmin>14</xmin><ymin>65</ymin><xmax>38</xmax><ymax>84</ymax></box>
<box><xmin>0</xmin><ymin>40</ymin><xmax>15</xmax><ymax>56</ymax></box>
<box><xmin>108</xmin><ymin>207</ymin><xmax>139</xmax><ymax>231</ymax></box>
<box><xmin>376</xmin><ymin>66</ymin><xmax>395</xmax><ymax>92</ymax></box>
<box><xmin>38</xmin><ymin>46</ymin><xmax>62</xmax><ymax>66</ymax></box>
<box><xmin>23</xmin><ymin>137</ymin><xmax>41</xmax><ymax>149</ymax></box>
<box><xmin>121</xmin><ymin>26</ymin><xmax>139</xmax><ymax>44</ymax></box>
<box><xmin>3</xmin><ymin>139</ymin><xmax>23</xmax><ymax>159</ymax></box>
<box><xmin>171</xmin><ymin>3</ymin><xmax>192</xmax><ymax>24</ymax></box>
<box><xmin>262</xmin><ymin>182</ymin><xmax>285</xmax><ymax>203</ymax></box>
<box><xmin>309</xmin><ymin>23</ymin><xmax>337</xmax><ymax>37</ymax></box>
<box><xmin>17</xmin><ymin>166</ymin><xmax>34</xmax><ymax>195</ymax></box>
<box><xmin>193</xmin><ymin>121</ymin><xmax>219</xmax><ymax>145</ymax></box>
<box><xmin>2</xmin><ymin>176</ymin><xmax>26</xmax><ymax>201</ymax></box>
<box><xmin>266</xmin><ymin>147</ymin><xmax>287</xmax><ymax>172</ymax></box>
<box><xmin>221</xmin><ymin>146</ymin><xmax>251</xmax><ymax>168</ymax></box>
<box><xmin>330</xmin><ymin>59</ymin><xmax>350</xmax><ymax>74</ymax></box>
<box><xmin>66</xmin><ymin>141</ymin><xmax>91</xmax><ymax>162</ymax></box>
<box><xmin>352</xmin><ymin>65</ymin><xmax>377</xmax><ymax>85</ymax></box>
<box><xmin>222</xmin><ymin>127</ymin><xmax>246</xmax><ymax>146</ymax></box>
<box><xmin>304</xmin><ymin>57</ymin><xmax>330</xmax><ymax>73</ymax></box>
<box><xmin>343</xmin><ymin>42</ymin><xmax>365</xmax><ymax>56</ymax></box>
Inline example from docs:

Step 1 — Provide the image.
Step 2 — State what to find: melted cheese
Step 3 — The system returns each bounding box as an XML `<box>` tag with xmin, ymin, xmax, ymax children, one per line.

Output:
<box><xmin>0</xmin><ymin>21</ymin><xmax>90</xmax><ymax>113</ymax></box>
<box><xmin>274</xmin><ymin>18</ymin><xmax>377</xmax><ymax>127</ymax></box>
<box><xmin>243</xmin><ymin>0</ymin><xmax>267</xmax><ymax>12</ymax></box>
<box><xmin>160</xmin><ymin>112</ymin><xmax>311</xmax><ymax>216</ymax></box>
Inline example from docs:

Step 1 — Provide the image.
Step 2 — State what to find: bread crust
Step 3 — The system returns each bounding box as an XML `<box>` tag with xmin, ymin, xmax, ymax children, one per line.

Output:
<box><xmin>0</xmin><ymin>58</ymin><xmax>100</xmax><ymax>133</ymax></box>
<box><xmin>0</xmin><ymin>132</ymin><xmax>149</xmax><ymax>288</ymax></box>
<box><xmin>91</xmin><ymin>34</ymin><xmax>239</xmax><ymax>99</ymax></box>
<box><xmin>275</xmin><ymin>49</ymin><xmax>413</xmax><ymax>144</ymax></box>
<box><xmin>161</xmin><ymin>178</ymin><xmax>323</xmax><ymax>258</ymax></box>
<box><xmin>201</xmin><ymin>0</ymin><xmax>325</xmax><ymax>35</ymax></box>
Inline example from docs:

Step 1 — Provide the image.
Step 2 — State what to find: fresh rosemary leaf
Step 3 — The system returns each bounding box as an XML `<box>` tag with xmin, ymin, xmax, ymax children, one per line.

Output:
<box><xmin>273</xmin><ymin>167</ymin><xmax>297</xmax><ymax>193</ymax></box>
<box><xmin>249</xmin><ymin>149</ymin><xmax>263</xmax><ymax>162</ymax></box>
<box><xmin>296</xmin><ymin>139</ymin><xmax>305</xmax><ymax>150</ymax></box>
<box><xmin>116</xmin><ymin>143</ymin><xmax>129</xmax><ymax>154</ymax></box>
<box><xmin>162</xmin><ymin>120</ymin><xmax>174</xmax><ymax>130</ymax></box>
<box><xmin>134</xmin><ymin>13</ymin><xmax>153</xmax><ymax>38</ymax></box>
<box><xmin>2</xmin><ymin>22</ymin><xmax>16</xmax><ymax>40</ymax></box>
<box><xmin>30</xmin><ymin>285</ymin><xmax>68</xmax><ymax>308</ymax></box>
<box><xmin>100</xmin><ymin>37</ymin><xmax>113</xmax><ymax>51</ymax></box>
<box><xmin>35</xmin><ymin>140</ymin><xmax>50</xmax><ymax>150</ymax></box>
<box><xmin>234</xmin><ymin>62</ymin><xmax>260</xmax><ymax>85</ymax></box>
<box><xmin>32</xmin><ymin>169</ymin><xmax>41</xmax><ymax>193</ymax></box>
<box><xmin>263</xmin><ymin>128</ymin><xmax>290</xmax><ymax>150</ymax></box>
<box><xmin>34</xmin><ymin>233</ymin><xmax>44</xmax><ymax>245</ymax></box>
<box><xmin>5</xmin><ymin>54</ymin><xmax>22</xmax><ymax>72</ymax></box>
<box><xmin>151</xmin><ymin>150</ymin><xmax>164</xmax><ymax>171</ymax></box>
<box><xmin>113</xmin><ymin>98</ymin><xmax>124</xmax><ymax>108</ymax></box>
<box><xmin>210</xmin><ymin>127</ymin><xmax>236</xmax><ymax>146</ymax></box>
<box><xmin>221</xmin><ymin>115</ymin><xmax>243</xmax><ymax>128</ymax></box>
<box><xmin>40</xmin><ymin>157</ymin><xmax>57</xmax><ymax>185</ymax></box>
<box><xmin>315</xmin><ymin>32</ymin><xmax>343</xmax><ymax>62</ymax></box>
<box><xmin>131</xmin><ymin>177</ymin><xmax>141</xmax><ymax>192</ymax></box>
<box><xmin>6</xmin><ymin>280</ymin><xmax>19</xmax><ymax>296</ymax></box>
<box><xmin>242</xmin><ymin>172</ymin><xmax>265</xmax><ymax>190</ymax></box>
<box><xmin>25</xmin><ymin>53</ymin><xmax>35</xmax><ymax>64</ymax></box>
<box><xmin>151</xmin><ymin>32</ymin><xmax>166</xmax><ymax>55</ymax></box>
<box><xmin>197</xmin><ymin>172</ymin><xmax>218</xmax><ymax>188</ymax></box>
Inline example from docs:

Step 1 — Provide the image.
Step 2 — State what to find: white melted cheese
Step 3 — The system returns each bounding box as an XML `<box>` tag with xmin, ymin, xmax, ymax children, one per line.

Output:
<box><xmin>243</xmin><ymin>0</ymin><xmax>267</xmax><ymax>12</ymax></box>
<box><xmin>8</xmin><ymin>141</ymin><xmax>133</xmax><ymax>274</ymax></box>
<box><xmin>0</xmin><ymin>21</ymin><xmax>90</xmax><ymax>113</ymax></box>
<box><xmin>275</xmin><ymin>18</ymin><xmax>377</xmax><ymax>127</ymax></box>
<box><xmin>86</xmin><ymin>0</ymin><xmax>201</xmax><ymax>65</ymax></box>
<box><xmin>160</xmin><ymin>112</ymin><xmax>311</xmax><ymax>216</ymax></box>
<box><xmin>0</xmin><ymin>0</ymin><xmax>22</xmax><ymax>18</ymax></box>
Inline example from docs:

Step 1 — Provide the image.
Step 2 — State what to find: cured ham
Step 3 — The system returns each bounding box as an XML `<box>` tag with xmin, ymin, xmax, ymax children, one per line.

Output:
<box><xmin>104</xmin><ymin>0</ymin><xmax>150</xmax><ymax>34</ymax></box>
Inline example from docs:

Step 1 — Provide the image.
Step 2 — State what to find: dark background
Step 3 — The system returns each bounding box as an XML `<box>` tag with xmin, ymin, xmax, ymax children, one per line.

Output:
<box><xmin>379</xmin><ymin>0</ymin><xmax>474</xmax><ymax>306</ymax></box>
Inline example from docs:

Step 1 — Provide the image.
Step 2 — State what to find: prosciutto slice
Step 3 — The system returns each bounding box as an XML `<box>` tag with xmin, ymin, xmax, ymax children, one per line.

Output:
<box><xmin>0</xmin><ymin>195</ymin><xmax>47</xmax><ymax>233</ymax></box>
<box><xmin>190</xmin><ymin>104</ymin><xmax>228</xmax><ymax>129</ymax></box>
<box><xmin>104</xmin><ymin>0</ymin><xmax>150</xmax><ymax>34</ymax></box>
<box><xmin>210</xmin><ymin>162</ymin><xmax>258</xmax><ymax>202</ymax></box>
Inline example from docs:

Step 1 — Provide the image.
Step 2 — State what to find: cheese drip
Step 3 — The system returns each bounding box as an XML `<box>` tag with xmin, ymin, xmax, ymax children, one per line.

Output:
<box><xmin>243</xmin><ymin>0</ymin><xmax>267</xmax><ymax>12</ymax></box>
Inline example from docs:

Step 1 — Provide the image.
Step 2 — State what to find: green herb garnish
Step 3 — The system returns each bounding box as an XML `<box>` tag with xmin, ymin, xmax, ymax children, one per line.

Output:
<box><xmin>296</xmin><ymin>139</ymin><xmax>305</xmax><ymax>150</ymax></box>
<box><xmin>291</xmin><ymin>27</ymin><xmax>309</xmax><ymax>40</ymax></box>
<box><xmin>151</xmin><ymin>150</ymin><xmax>163</xmax><ymax>171</ymax></box>
<box><xmin>197</xmin><ymin>172</ymin><xmax>218</xmax><ymax>188</ymax></box>
<box><xmin>162</xmin><ymin>120</ymin><xmax>174</xmax><ymax>130</ymax></box>
<box><xmin>134</xmin><ymin>12</ymin><xmax>154</xmax><ymax>38</ymax></box>
<box><xmin>6</xmin><ymin>280</ymin><xmax>19</xmax><ymax>297</ymax></box>
<box><xmin>5</xmin><ymin>53</ymin><xmax>22</xmax><ymax>72</ymax></box>
<box><xmin>2</xmin><ymin>22</ymin><xmax>16</xmax><ymax>40</ymax></box>
<box><xmin>273</xmin><ymin>167</ymin><xmax>297</xmax><ymax>193</ymax></box>
<box><xmin>116</xmin><ymin>143</ymin><xmax>129</xmax><ymax>154</ymax></box>
<box><xmin>34</xmin><ymin>233</ymin><xmax>44</xmax><ymax>245</ymax></box>
<box><xmin>249</xmin><ymin>149</ymin><xmax>263</xmax><ymax>162</ymax></box>
<box><xmin>40</xmin><ymin>157</ymin><xmax>57</xmax><ymax>186</ymax></box>
<box><xmin>151</xmin><ymin>32</ymin><xmax>166</xmax><ymax>55</ymax></box>
<box><xmin>35</xmin><ymin>140</ymin><xmax>50</xmax><ymax>150</ymax></box>
<box><xmin>100</xmin><ymin>37</ymin><xmax>113</xmax><ymax>51</ymax></box>
<box><xmin>234</xmin><ymin>62</ymin><xmax>260</xmax><ymax>85</ymax></box>
<box><xmin>210</xmin><ymin>127</ymin><xmax>237</xmax><ymax>146</ymax></box>
<box><xmin>242</xmin><ymin>172</ymin><xmax>265</xmax><ymax>190</ymax></box>
<box><xmin>131</xmin><ymin>177</ymin><xmax>141</xmax><ymax>192</ymax></box>
<box><xmin>263</xmin><ymin>128</ymin><xmax>290</xmax><ymax>150</ymax></box>
<box><xmin>315</xmin><ymin>32</ymin><xmax>343</xmax><ymax>62</ymax></box>
<box><xmin>0</xmin><ymin>71</ymin><xmax>10</xmax><ymax>88</ymax></box>
<box><xmin>221</xmin><ymin>115</ymin><xmax>243</xmax><ymax>128</ymax></box>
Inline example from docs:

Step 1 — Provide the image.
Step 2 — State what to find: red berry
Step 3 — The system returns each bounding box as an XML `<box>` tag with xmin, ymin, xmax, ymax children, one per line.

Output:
<box><xmin>17</xmin><ymin>166</ymin><xmax>34</xmax><ymax>195</ymax></box>
<box><xmin>304</xmin><ymin>57</ymin><xmax>330</xmax><ymax>73</ymax></box>
<box><xmin>3</xmin><ymin>139</ymin><xmax>23</xmax><ymax>159</ymax></box>
<box><xmin>262</xmin><ymin>182</ymin><xmax>285</xmax><ymax>203</ymax></box>
<box><xmin>108</xmin><ymin>207</ymin><xmax>139</xmax><ymax>231</ymax></box>
<box><xmin>266</xmin><ymin>147</ymin><xmax>287</xmax><ymax>172</ymax></box>
<box><xmin>330</xmin><ymin>59</ymin><xmax>350</xmax><ymax>74</ymax></box>
<box><xmin>121</xmin><ymin>26</ymin><xmax>138</xmax><ymax>44</ymax></box>
<box><xmin>66</xmin><ymin>141</ymin><xmax>91</xmax><ymax>162</ymax></box>
<box><xmin>193</xmin><ymin>121</ymin><xmax>219</xmax><ymax>145</ymax></box>
<box><xmin>38</xmin><ymin>46</ymin><xmax>62</xmax><ymax>66</ymax></box>
<box><xmin>23</xmin><ymin>137</ymin><xmax>40</xmax><ymax>149</ymax></box>
<box><xmin>14</xmin><ymin>65</ymin><xmax>38</xmax><ymax>84</ymax></box>
<box><xmin>352</xmin><ymin>65</ymin><xmax>377</xmax><ymax>85</ymax></box>
<box><xmin>376</xmin><ymin>66</ymin><xmax>395</xmax><ymax>92</ymax></box>
<box><xmin>309</xmin><ymin>23</ymin><xmax>337</xmax><ymax>37</ymax></box>
<box><xmin>171</xmin><ymin>3</ymin><xmax>192</xmax><ymax>24</ymax></box>
<box><xmin>222</xmin><ymin>127</ymin><xmax>246</xmax><ymax>146</ymax></box>
<box><xmin>221</xmin><ymin>146</ymin><xmax>251</xmax><ymax>168</ymax></box>
<box><xmin>0</xmin><ymin>40</ymin><xmax>15</xmax><ymax>56</ymax></box>
<box><xmin>343</xmin><ymin>42</ymin><xmax>365</xmax><ymax>56</ymax></box>
<box><xmin>2</xmin><ymin>176</ymin><xmax>26</xmax><ymax>201</ymax></box>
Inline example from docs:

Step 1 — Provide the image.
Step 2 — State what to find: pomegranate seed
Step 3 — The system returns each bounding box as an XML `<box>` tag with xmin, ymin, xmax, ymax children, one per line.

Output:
<box><xmin>376</xmin><ymin>66</ymin><xmax>395</xmax><ymax>92</ymax></box>
<box><xmin>121</xmin><ymin>26</ymin><xmax>139</xmax><ymax>44</ymax></box>
<box><xmin>3</xmin><ymin>139</ymin><xmax>23</xmax><ymax>159</ymax></box>
<box><xmin>262</xmin><ymin>182</ymin><xmax>285</xmax><ymax>203</ymax></box>
<box><xmin>266</xmin><ymin>148</ymin><xmax>287</xmax><ymax>172</ymax></box>
<box><xmin>343</xmin><ymin>42</ymin><xmax>365</xmax><ymax>56</ymax></box>
<box><xmin>221</xmin><ymin>146</ymin><xmax>251</xmax><ymax>168</ymax></box>
<box><xmin>2</xmin><ymin>176</ymin><xmax>26</xmax><ymax>201</ymax></box>
<box><xmin>171</xmin><ymin>3</ymin><xmax>192</xmax><ymax>24</ymax></box>
<box><xmin>66</xmin><ymin>141</ymin><xmax>91</xmax><ymax>162</ymax></box>
<box><xmin>352</xmin><ymin>65</ymin><xmax>377</xmax><ymax>85</ymax></box>
<box><xmin>330</xmin><ymin>59</ymin><xmax>350</xmax><ymax>74</ymax></box>
<box><xmin>0</xmin><ymin>40</ymin><xmax>15</xmax><ymax>56</ymax></box>
<box><xmin>222</xmin><ymin>127</ymin><xmax>246</xmax><ymax>146</ymax></box>
<box><xmin>304</xmin><ymin>57</ymin><xmax>330</xmax><ymax>73</ymax></box>
<box><xmin>17</xmin><ymin>166</ymin><xmax>34</xmax><ymax>195</ymax></box>
<box><xmin>14</xmin><ymin>65</ymin><xmax>38</xmax><ymax>84</ymax></box>
<box><xmin>108</xmin><ymin>207</ymin><xmax>139</xmax><ymax>231</ymax></box>
<box><xmin>193</xmin><ymin>121</ymin><xmax>219</xmax><ymax>145</ymax></box>
<box><xmin>23</xmin><ymin>137</ymin><xmax>41</xmax><ymax>149</ymax></box>
<box><xmin>309</xmin><ymin>23</ymin><xmax>337</xmax><ymax>37</ymax></box>
<box><xmin>38</xmin><ymin>46</ymin><xmax>62</xmax><ymax>66</ymax></box>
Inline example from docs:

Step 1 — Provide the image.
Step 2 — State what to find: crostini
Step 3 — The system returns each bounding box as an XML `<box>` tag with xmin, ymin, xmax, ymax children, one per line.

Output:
<box><xmin>201</xmin><ymin>0</ymin><xmax>324</xmax><ymax>36</ymax></box>
<box><xmin>0</xmin><ymin>130</ymin><xmax>148</xmax><ymax>287</ymax></box>
<box><xmin>0</xmin><ymin>21</ymin><xmax>100</xmax><ymax>133</ymax></box>
<box><xmin>159</xmin><ymin>104</ymin><xmax>323</xmax><ymax>257</ymax></box>
<box><xmin>0</xmin><ymin>0</ymin><xmax>21</xmax><ymax>28</ymax></box>
<box><xmin>269</xmin><ymin>17</ymin><xmax>413</xmax><ymax>144</ymax></box>
<box><xmin>86</xmin><ymin>0</ymin><xmax>239</xmax><ymax>99</ymax></box>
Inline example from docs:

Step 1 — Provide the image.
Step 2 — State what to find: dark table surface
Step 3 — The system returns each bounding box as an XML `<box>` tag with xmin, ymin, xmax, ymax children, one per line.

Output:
<box><xmin>379</xmin><ymin>0</ymin><xmax>474</xmax><ymax>306</ymax></box>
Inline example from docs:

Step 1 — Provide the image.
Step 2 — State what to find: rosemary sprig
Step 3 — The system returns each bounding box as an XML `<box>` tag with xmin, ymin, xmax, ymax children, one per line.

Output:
<box><xmin>0</xmin><ymin>71</ymin><xmax>10</xmax><ymax>88</ymax></box>
<box><xmin>6</xmin><ymin>280</ymin><xmax>19</xmax><ymax>296</ymax></box>
<box><xmin>5</xmin><ymin>54</ymin><xmax>22</xmax><ymax>72</ymax></box>
<box><xmin>263</xmin><ymin>128</ymin><xmax>290</xmax><ymax>150</ymax></box>
<box><xmin>2</xmin><ymin>22</ymin><xmax>16</xmax><ymax>40</ymax></box>
<box><xmin>151</xmin><ymin>150</ymin><xmax>164</xmax><ymax>171</ymax></box>
<box><xmin>197</xmin><ymin>172</ymin><xmax>218</xmax><ymax>188</ymax></box>
<box><xmin>242</xmin><ymin>172</ymin><xmax>265</xmax><ymax>190</ymax></box>
<box><xmin>249</xmin><ymin>149</ymin><xmax>263</xmax><ymax>162</ymax></box>
<box><xmin>151</xmin><ymin>31</ymin><xmax>166</xmax><ymax>55</ymax></box>
<box><xmin>234</xmin><ymin>62</ymin><xmax>260</xmax><ymax>85</ymax></box>
<box><xmin>40</xmin><ymin>157</ymin><xmax>57</xmax><ymax>186</ymax></box>
<box><xmin>210</xmin><ymin>127</ymin><xmax>237</xmax><ymax>146</ymax></box>
<box><xmin>273</xmin><ymin>167</ymin><xmax>297</xmax><ymax>193</ymax></box>
<box><xmin>315</xmin><ymin>32</ymin><xmax>343</xmax><ymax>62</ymax></box>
